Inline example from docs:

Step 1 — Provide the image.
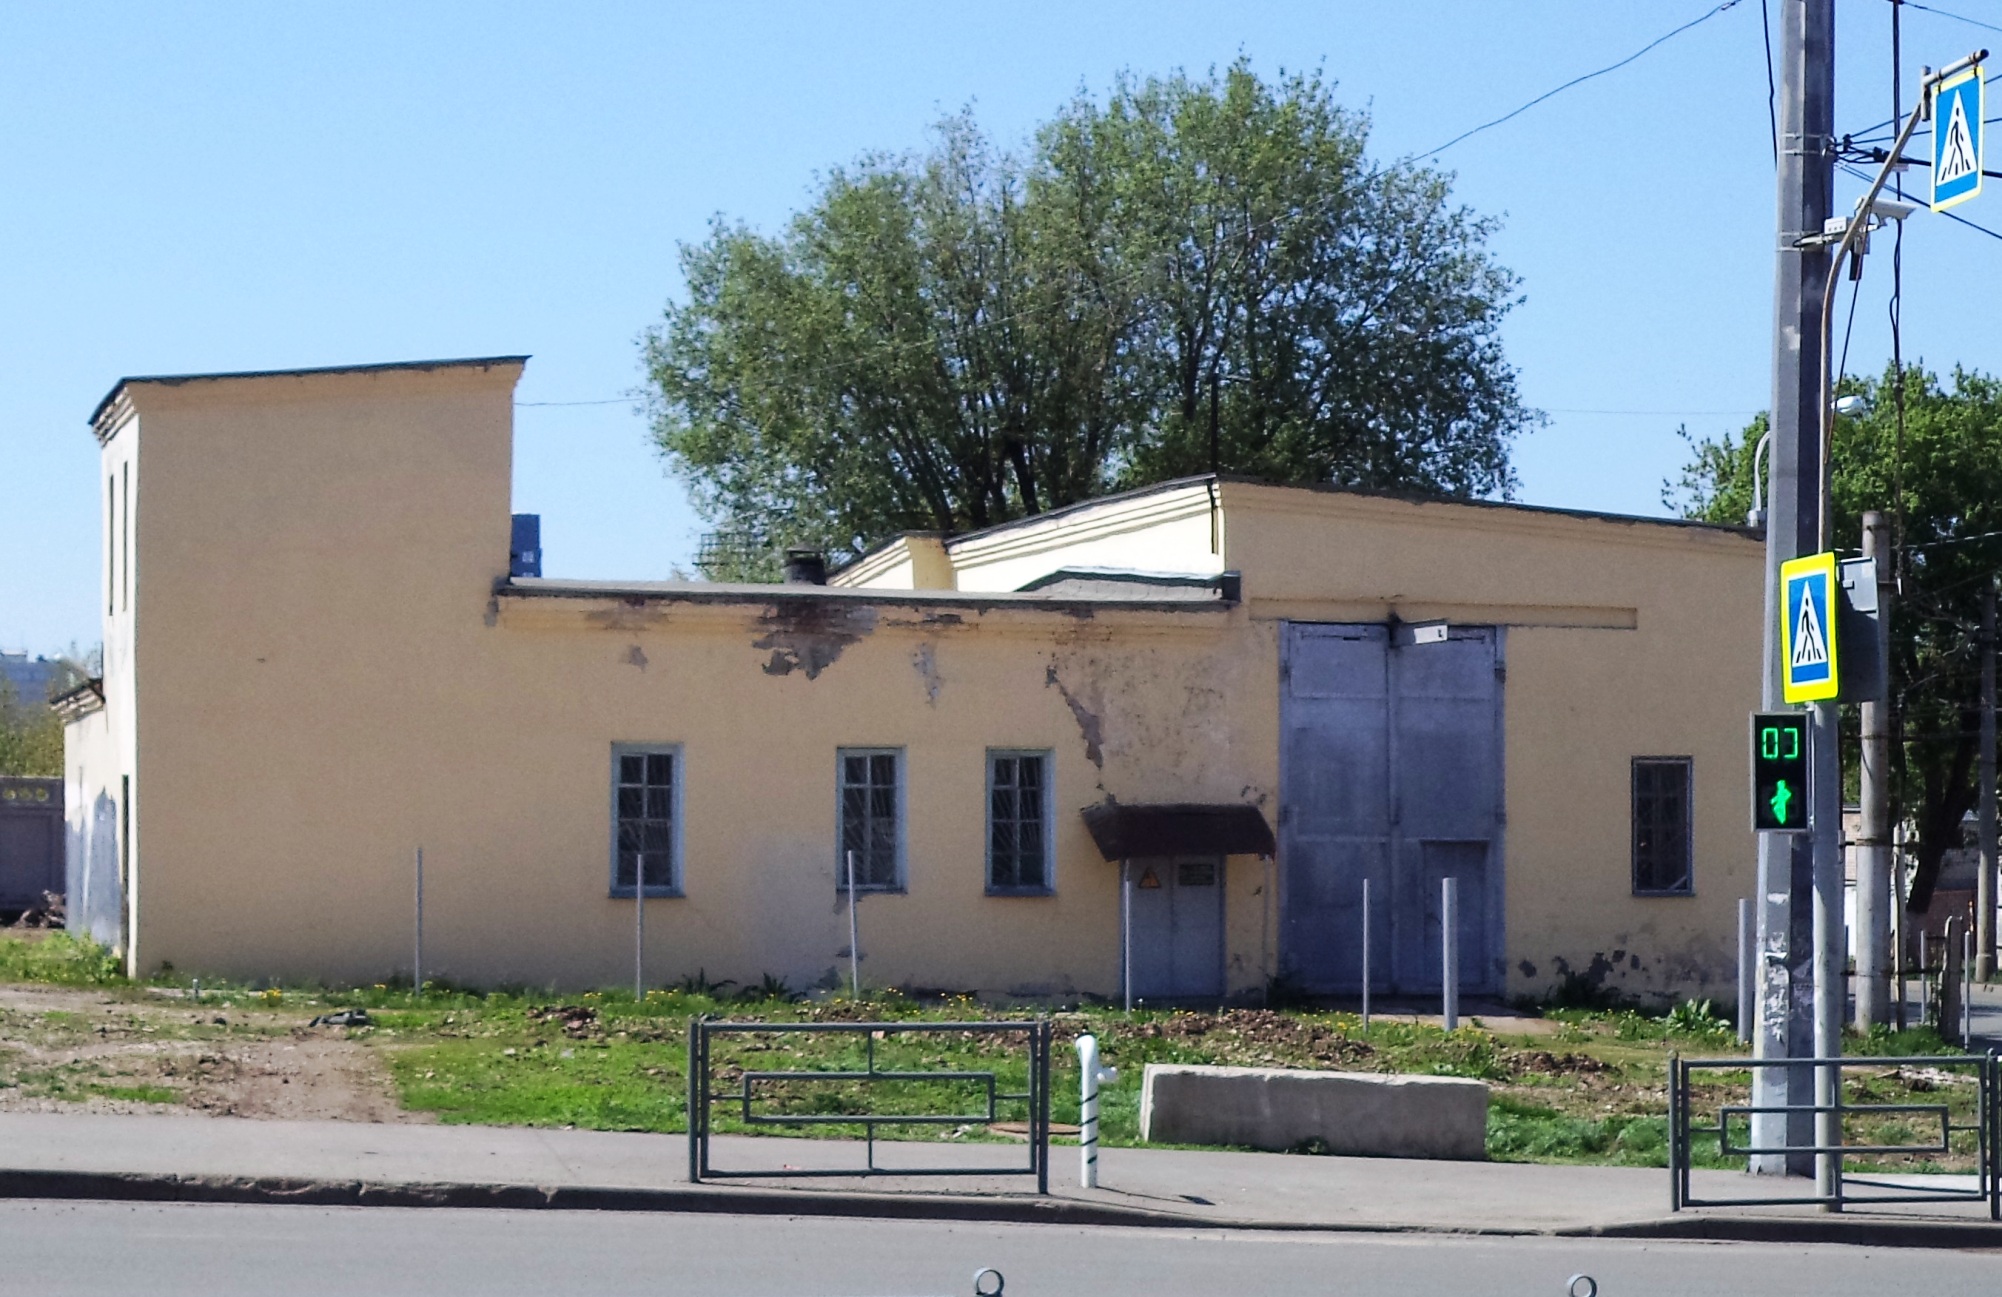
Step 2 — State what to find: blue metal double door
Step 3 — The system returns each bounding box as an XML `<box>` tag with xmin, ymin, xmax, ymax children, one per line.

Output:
<box><xmin>1279</xmin><ymin>622</ymin><xmax>1504</xmax><ymax>995</ymax></box>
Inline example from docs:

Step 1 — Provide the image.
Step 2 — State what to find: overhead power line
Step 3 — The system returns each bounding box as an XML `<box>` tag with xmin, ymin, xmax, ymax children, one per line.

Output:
<box><xmin>1411</xmin><ymin>1</ymin><xmax>1746</xmax><ymax>159</ymax></box>
<box><xmin>531</xmin><ymin>11</ymin><xmax>1755</xmax><ymax>410</ymax></box>
<box><xmin>1894</xmin><ymin>0</ymin><xmax>2002</xmax><ymax>38</ymax></box>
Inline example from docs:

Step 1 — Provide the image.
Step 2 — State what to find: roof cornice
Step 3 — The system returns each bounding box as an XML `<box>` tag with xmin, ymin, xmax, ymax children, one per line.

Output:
<box><xmin>89</xmin><ymin>354</ymin><xmax>531</xmax><ymax>435</ymax></box>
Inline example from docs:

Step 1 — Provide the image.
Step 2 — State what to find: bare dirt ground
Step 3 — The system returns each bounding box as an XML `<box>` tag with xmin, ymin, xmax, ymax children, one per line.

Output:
<box><xmin>0</xmin><ymin>985</ymin><xmax>425</xmax><ymax>1123</ymax></box>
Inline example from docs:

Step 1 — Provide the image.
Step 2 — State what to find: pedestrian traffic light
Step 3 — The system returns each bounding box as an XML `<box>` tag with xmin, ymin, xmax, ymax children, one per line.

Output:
<box><xmin>1751</xmin><ymin>711</ymin><xmax>1810</xmax><ymax>833</ymax></box>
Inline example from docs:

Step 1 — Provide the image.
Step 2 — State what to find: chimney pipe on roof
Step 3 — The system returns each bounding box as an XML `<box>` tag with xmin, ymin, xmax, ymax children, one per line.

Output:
<box><xmin>783</xmin><ymin>548</ymin><xmax>827</xmax><ymax>585</ymax></box>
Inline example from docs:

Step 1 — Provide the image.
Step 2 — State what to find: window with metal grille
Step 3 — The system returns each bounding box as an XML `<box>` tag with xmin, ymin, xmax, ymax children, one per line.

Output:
<box><xmin>987</xmin><ymin>751</ymin><xmax>1052</xmax><ymax>894</ymax></box>
<box><xmin>612</xmin><ymin>746</ymin><xmax>679</xmax><ymax>897</ymax></box>
<box><xmin>839</xmin><ymin>749</ymin><xmax>902</xmax><ymax>891</ymax></box>
<box><xmin>1632</xmin><ymin>757</ymin><xmax>1693</xmax><ymax>896</ymax></box>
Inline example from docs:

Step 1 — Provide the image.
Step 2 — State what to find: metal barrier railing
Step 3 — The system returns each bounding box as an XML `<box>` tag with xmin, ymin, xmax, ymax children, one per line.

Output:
<box><xmin>687</xmin><ymin>1016</ymin><xmax>1053</xmax><ymax>1193</ymax></box>
<box><xmin>1668</xmin><ymin>1051</ymin><xmax>2000</xmax><ymax>1217</ymax></box>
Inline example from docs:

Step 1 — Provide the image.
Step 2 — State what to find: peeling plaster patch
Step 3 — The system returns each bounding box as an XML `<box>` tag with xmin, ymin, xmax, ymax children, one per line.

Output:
<box><xmin>911</xmin><ymin>643</ymin><xmax>942</xmax><ymax>705</ymax></box>
<box><xmin>626</xmin><ymin>644</ymin><xmax>649</xmax><ymax>671</ymax></box>
<box><xmin>1044</xmin><ymin>662</ymin><xmax>1104</xmax><ymax>768</ymax></box>
<box><xmin>753</xmin><ymin>602</ymin><xmax>877</xmax><ymax>679</ymax></box>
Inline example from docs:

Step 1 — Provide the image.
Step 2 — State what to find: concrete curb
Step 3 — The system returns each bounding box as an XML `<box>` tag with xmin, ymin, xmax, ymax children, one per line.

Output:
<box><xmin>0</xmin><ymin>1168</ymin><xmax>1995</xmax><ymax>1250</ymax></box>
<box><xmin>1571</xmin><ymin>1213</ymin><xmax>2002</xmax><ymax>1250</ymax></box>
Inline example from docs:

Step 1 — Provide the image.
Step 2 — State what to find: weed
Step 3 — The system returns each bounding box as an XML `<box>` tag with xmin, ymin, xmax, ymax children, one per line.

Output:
<box><xmin>0</xmin><ymin>934</ymin><xmax>123</xmax><ymax>986</ymax></box>
<box><xmin>675</xmin><ymin>970</ymin><xmax>737</xmax><ymax>997</ymax></box>
<box><xmin>738</xmin><ymin>973</ymin><xmax>798</xmax><ymax>1004</ymax></box>
<box><xmin>1664</xmin><ymin>999</ymin><xmax>1735</xmax><ymax>1043</ymax></box>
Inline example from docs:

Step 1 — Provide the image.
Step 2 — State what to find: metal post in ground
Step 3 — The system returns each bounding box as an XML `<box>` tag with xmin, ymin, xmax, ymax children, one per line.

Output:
<box><xmin>634</xmin><ymin>861</ymin><xmax>645</xmax><ymax>1002</ymax></box>
<box><xmin>1857</xmin><ymin>511</ymin><xmax>1894</xmax><ymax>1026</ymax></box>
<box><xmin>414</xmin><ymin>846</ymin><xmax>424</xmax><ymax>994</ymax></box>
<box><xmin>1979</xmin><ymin>582</ymin><xmax>1997</xmax><ymax>980</ymax></box>
<box><xmin>1121</xmin><ymin>861</ymin><xmax>1133</xmax><ymax>1014</ymax></box>
<box><xmin>1964</xmin><ymin>927</ymin><xmax>1975</xmax><ymax>1044</ymax></box>
<box><xmin>1075</xmin><ymin>1034</ymin><xmax>1115</xmax><ymax>1189</ymax></box>
<box><xmin>1361</xmin><ymin>877</ymin><xmax>1372</xmax><ymax>1031</ymax></box>
<box><xmin>845</xmin><ymin>849</ymin><xmax>861</xmax><ymax>1000</ymax></box>
<box><xmin>1738</xmin><ymin>898</ymin><xmax>1755</xmax><ymax>1044</ymax></box>
<box><xmin>1895</xmin><ymin>821</ymin><xmax>1909</xmax><ymax>1031</ymax></box>
<box><xmin>1921</xmin><ymin>929</ymin><xmax>1932</xmax><ymax>1026</ymax></box>
<box><xmin>1442</xmin><ymin>876</ymin><xmax>1459</xmax><ymax>1032</ymax></box>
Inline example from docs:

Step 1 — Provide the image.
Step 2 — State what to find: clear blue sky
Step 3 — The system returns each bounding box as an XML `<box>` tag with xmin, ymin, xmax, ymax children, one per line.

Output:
<box><xmin>4</xmin><ymin>1</ymin><xmax>1996</xmax><ymax>655</ymax></box>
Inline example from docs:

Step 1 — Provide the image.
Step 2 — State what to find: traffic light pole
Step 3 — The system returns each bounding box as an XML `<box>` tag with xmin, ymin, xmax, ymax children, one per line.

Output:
<box><xmin>1754</xmin><ymin>0</ymin><xmax>1831</xmax><ymax>1181</ymax></box>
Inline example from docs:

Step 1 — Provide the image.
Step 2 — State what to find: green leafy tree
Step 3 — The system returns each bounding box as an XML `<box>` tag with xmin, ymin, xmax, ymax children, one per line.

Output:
<box><xmin>1667</xmin><ymin>364</ymin><xmax>2002</xmax><ymax>904</ymax></box>
<box><xmin>0</xmin><ymin>681</ymin><xmax>64</xmax><ymax>778</ymax></box>
<box><xmin>643</xmin><ymin>62</ymin><xmax>1533</xmax><ymax>563</ymax></box>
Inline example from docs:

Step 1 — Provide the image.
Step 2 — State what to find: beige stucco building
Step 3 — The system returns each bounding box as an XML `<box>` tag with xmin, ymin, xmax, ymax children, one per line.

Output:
<box><xmin>62</xmin><ymin>357</ymin><xmax>1764</xmax><ymax>1005</ymax></box>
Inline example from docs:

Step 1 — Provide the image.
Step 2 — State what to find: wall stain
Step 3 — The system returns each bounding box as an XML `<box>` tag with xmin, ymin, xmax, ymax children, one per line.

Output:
<box><xmin>1044</xmin><ymin>662</ymin><xmax>1104</xmax><ymax>768</ymax></box>
<box><xmin>911</xmin><ymin>643</ymin><xmax>943</xmax><ymax>706</ymax></box>
<box><xmin>585</xmin><ymin>599</ymin><xmax>671</xmax><ymax>634</ymax></box>
<box><xmin>626</xmin><ymin>644</ymin><xmax>649</xmax><ymax>671</ymax></box>
<box><xmin>754</xmin><ymin>602</ymin><xmax>877</xmax><ymax>679</ymax></box>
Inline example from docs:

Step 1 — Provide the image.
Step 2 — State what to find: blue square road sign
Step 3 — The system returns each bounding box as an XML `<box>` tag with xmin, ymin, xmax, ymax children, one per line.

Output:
<box><xmin>1933</xmin><ymin>67</ymin><xmax>1983</xmax><ymax>213</ymax></box>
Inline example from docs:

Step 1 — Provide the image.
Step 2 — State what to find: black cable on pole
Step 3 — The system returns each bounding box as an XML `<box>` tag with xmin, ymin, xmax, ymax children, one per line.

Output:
<box><xmin>1896</xmin><ymin>0</ymin><xmax>2002</xmax><ymax>38</ymax></box>
<box><xmin>1763</xmin><ymin>0</ymin><xmax>1780</xmax><ymax>167</ymax></box>
<box><xmin>1837</xmin><ymin>268</ymin><xmax>1864</xmax><ymax>398</ymax></box>
<box><xmin>1411</xmin><ymin>0</ymin><xmax>1745</xmax><ymax>159</ymax></box>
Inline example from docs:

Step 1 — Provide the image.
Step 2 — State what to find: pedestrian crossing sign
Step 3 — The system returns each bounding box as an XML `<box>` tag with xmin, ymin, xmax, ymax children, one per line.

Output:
<box><xmin>1780</xmin><ymin>552</ymin><xmax>1840</xmax><ymax>703</ymax></box>
<box><xmin>1932</xmin><ymin>66</ymin><xmax>1983</xmax><ymax>213</ymax></box>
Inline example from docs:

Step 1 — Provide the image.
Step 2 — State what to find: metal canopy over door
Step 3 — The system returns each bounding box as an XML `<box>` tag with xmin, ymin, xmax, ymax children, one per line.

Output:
<box><xmin>1280</xmin><ymin>623</ymin><xmax>1504</xmax><ymax>994</ymax></box>
<box><xmin>1126</xmin><ymin>856</ymin><xmax>1226</xmax><ymax>1002</ymax></box>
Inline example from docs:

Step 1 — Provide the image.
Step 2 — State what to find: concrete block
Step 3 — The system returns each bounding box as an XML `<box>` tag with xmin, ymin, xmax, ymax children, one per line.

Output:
<box><xmin>1139</xmin><ymin>1064</ymin><xmax>1488</xmax><ymax>1161</ymax></box>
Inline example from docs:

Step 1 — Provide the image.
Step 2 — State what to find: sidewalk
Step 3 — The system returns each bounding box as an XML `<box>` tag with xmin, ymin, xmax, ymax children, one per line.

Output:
<box><xmin>0</xmin><ymin>1111</ymin><xmax>1992</xmax><ymax>1248</ymax></box>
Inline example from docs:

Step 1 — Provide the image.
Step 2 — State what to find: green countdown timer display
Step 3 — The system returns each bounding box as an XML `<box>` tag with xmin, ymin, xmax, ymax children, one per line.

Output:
<box><xmin>1751</xmin><ymin>711</ymin><xmax>1810</xmax><ymax>833</ymax></box>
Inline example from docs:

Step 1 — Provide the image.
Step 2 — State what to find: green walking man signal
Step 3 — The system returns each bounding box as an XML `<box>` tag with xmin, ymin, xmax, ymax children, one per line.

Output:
<box><xmin>1751</xmin><ymin>711</ymin><xmax>1810</xmax><ymax>833</ymax></box>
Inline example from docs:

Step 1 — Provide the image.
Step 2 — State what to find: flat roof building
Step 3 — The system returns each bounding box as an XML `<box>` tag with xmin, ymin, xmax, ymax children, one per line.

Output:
<box><xmin>64</xmin><ymin>357</ymin><xmax>1762</xmax><ymax>1004</ymax></box>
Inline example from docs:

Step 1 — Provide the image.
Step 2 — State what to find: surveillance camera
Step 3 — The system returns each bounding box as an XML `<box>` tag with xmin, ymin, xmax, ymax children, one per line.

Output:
<box><xmin>1866</xmin><ymin>195</ymin><xmax>1919</xmax><ymax>223</ymax></box>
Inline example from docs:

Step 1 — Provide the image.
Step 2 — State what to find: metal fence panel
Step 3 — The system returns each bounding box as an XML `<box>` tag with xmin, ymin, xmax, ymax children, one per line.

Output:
<box><xmin>689</xmin><ymin>1017</ymin><xmax>1053</xmax><ymax>1193</ymax></box>
<box><xmin>1667</xmin><ymin>1051</ymin><xmax>1999</xmax><ymax>1217</ymax></box>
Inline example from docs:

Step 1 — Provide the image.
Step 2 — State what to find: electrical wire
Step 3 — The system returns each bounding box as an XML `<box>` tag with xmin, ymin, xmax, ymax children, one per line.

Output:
<box><xmin>1409</xmin><ymin>0</ymin><xmax>1745</xmax><ymax>159</ymax></box>
<box><xmin>1762</xmin><ymin>0</ymin><xmax>1779</xmax><ymax>167</ymax></box>
<box><xmin>1839</xmin><ymin>160</ymin><xmax>2002</xmax><ymax>240</ymax></box>
<box><xmin>552</xmin><ymin>5</ymin><xmax>1764</xmax><ymax>411</ymax></box>
<box><xmin>1894</xmin><ymin>0</ymin><xmax>2002</xmax><ymax>37</ymax></box>
<box><xmin>1836</xmin><ymin>268</ymin><xmax>1864</xmax><ymax>397</ymax></box>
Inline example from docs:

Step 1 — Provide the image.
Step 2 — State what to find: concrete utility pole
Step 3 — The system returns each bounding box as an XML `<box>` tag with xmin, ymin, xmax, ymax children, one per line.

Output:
<box><xmin>1980</xmin><ymin>581</ymin><xmax>1997</xmax><ymax>980</ymax></box>
<box><xmin>1754</xmin><ymin>0</ymin><xmax>1832</xmax><ymax>1179</ymax></box>
<box><xmin>1856</xmin><ymin>512</ymin><xmax>1894</xmax><ymax>1025</ymax></box>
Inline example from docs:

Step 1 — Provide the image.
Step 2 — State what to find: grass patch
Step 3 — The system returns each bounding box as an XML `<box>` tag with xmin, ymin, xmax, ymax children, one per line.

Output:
<box><xmin>82</xmin><ymin>1082</ymin><xmax>179</xmax><ymax>1105</ymax></box>
<box><xmin>0</xmin><ymin>933</ymin><xmax>123</xmax><ymax>985</ymax></box>
<box><xmin>0</xmin><ymin>936</ymin><xmax>1979</xmax><ymax>1171</ymax></box>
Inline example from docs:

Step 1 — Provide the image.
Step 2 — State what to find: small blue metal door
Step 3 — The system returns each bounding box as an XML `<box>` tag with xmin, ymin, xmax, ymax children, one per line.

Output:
<box><xmin>1280</xmin><ymin>623</ymin><xmax>1504</xmax><ymax>994</ymax></box>
<box><xmin>1127</xmin><ymin>857</ymin><xmax>1225</xmax><ymax>1002</ymax></box>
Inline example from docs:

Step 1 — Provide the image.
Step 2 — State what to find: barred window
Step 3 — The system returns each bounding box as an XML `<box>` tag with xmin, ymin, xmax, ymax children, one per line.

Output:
<box><xmin>612</xmin><ymin>747</ymin><xmax>679</xmax><ymax>897</ymax></box>
<box><xmin>839</xmin><ymin>749</ymin><xmax>902</xmax><ymax>891</ymax></box>
<box><xmin>987</xmin><ymin>751</ymin><xmax>1052</xmax><ymax>894</ymax></box>
<box><xmin>1632</xmin><ymin>757</ymin><xmax>1693</xmax><ymax>896</ymax></box>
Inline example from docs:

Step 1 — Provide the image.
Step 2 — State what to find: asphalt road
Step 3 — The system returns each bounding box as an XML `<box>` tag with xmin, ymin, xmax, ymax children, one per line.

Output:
<box><xmin>1</xmin><ymin>1203</ymin><xmax>1996</xmax><ymax>1297</ymax></box>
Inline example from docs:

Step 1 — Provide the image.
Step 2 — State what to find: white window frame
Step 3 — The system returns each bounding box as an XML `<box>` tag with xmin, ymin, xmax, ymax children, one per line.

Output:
<box><xmin>985</xmin><ymin>749</ymin><xmax>1055</xmax><ymax>896</ymax></box>
<box><xmin>836</xmin><ymin>747</ymin><xmax>905</xmax><ymax>893</ymax></box>
<box><xmin>610</xmin><ymin>743</ymin><xmax>683</xmax><ymax>898</ymax></box>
